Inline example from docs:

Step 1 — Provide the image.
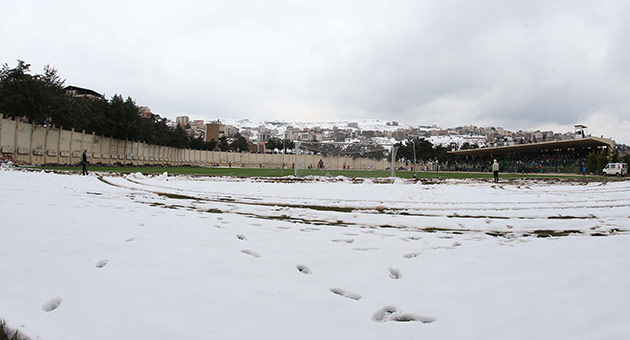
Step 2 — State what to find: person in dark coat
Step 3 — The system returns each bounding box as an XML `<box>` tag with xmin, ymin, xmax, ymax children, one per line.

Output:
<box><xmin>82</xmin><ymin>149</ymin><xmax>89</xmax><ymax>175</ymax></box>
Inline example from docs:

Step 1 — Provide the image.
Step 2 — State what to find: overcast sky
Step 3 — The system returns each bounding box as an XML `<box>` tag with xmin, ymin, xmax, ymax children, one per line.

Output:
<box><xmin>2</xmin><ymin>0</ymin><xmax>630</xmax><ymax>143</ymax></box>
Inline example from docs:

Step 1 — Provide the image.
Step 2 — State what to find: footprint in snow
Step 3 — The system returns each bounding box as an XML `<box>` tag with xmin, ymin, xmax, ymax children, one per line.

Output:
<box><xmin>42</xmin><ymin>297</ymin><xmax>63</xmax><ymax>312</ymax></box>
<box><xmin>330</xmin><ymin>288</ymin><xmax>361</xmax><ymax>301</ymax></box>
<box><xmin>241</xmin><ymin>249</ymin><xmax>261</xmax><ymax>258</ymax></box>
<box><xmin>372</xmin><ymin>306</ymin><xmax>398</xmax><ymax>322</ymax></box>
<box><xmin>331</xmin><ymin>239</ymin><xmax>355</xmax><ymax>244</ymax></box>
<box><xmin>95</xmin><ymin>260</ymin><xmax>108</xmax><ymax>268</ymax></box>
<box><xmin>388</xmin><ymin>268</ymin><xmax>402</xmax><ymax>279</ymax></box>
<box><xmin>403</xmin><ymin>252</ymin><xmax>422</xmax><ymax>259</ymax></box>
<box><xmin>124</xmin><ymin>237</ymin><xmax>136</xmax><ymax>242</ymax></box>
<box><xmin>372</xmin><ymin>306</ymin><xmax>435</xmax><ymax>323</ymax></box>
<box><xmin>296</xmin><ymin>265</ymin><xmax>312</xmax><ymax>274</ymax></box>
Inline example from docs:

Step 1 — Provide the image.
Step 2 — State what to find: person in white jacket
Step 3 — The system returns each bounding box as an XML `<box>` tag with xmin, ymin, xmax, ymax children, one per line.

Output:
<box><xmin>492</xmin><ymin>159</ymin><xmax>500</xmax><ymax>183</ymax></box>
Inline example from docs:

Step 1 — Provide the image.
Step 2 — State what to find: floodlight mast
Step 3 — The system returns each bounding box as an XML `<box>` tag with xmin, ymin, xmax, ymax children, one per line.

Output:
<box><xmin>412</xmin><ymin>140</ymin><xmax>417</xmax><ymax>177</ymax></box>
<box><xmin>390</xmin><ymin>145</ymin><xmax>399</xmax><ymax>178</ymax></box>
<box><xmin>281</xmin><ymin>134</ymin><xmax>286</xmax><ymax>176</ymax></box>
<box><xmin>294</xmin><ymin>141</ymin><xmax>300</xmax><ymax>177</ymax></box>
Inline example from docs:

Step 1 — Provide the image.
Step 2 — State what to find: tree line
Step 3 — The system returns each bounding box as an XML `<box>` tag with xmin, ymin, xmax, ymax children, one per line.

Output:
<box><xmin>586</xmin><ymin>151</ymin><xmax>630</xmax><ymax>174</ymax></box>
<box><xmin>0</xmin><ymin>60</ymin><xmax>216</xmax><ymax>150</ymax></box>
<box><xmin>0</xmin><ymin>60</ymin><xmax>458</xmax><ymax>158</ymax></box>
<box><xmin>6</xmin><ymin>60</ymin><xmax>624</xmax><ymax>168</ymax></box>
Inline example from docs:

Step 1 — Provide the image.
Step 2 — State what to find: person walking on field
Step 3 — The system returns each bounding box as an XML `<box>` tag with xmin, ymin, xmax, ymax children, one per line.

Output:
<box><xmin>492</xmin><ymin>159</ymin><xmax>499</xmax><ymax>183</ymax></box>
<box><xmin>81</xmin><ymin>149</ymin><xmax>89</xmax><ymax>176</ymax></box>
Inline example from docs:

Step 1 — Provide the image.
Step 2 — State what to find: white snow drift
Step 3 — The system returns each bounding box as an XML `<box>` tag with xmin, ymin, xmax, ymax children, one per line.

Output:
<box><xmin>1</xmin><ymin>169</ymin><xmax>629</xmax><ymax>340</ymax></box>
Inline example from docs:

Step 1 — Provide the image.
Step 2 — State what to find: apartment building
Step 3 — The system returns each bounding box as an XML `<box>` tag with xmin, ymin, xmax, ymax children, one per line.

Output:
<box><xmin>205</xmin><ymin>120</ymin><xmax>225</xmax><ymax>142</ymax></box>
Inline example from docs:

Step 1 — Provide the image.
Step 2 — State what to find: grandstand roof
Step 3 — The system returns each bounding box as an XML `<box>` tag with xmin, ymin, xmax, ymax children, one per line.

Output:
<box><xmin>449</xmin><ymin>137</ymin><xmax>614</xmax><ymax>157</ymax></box>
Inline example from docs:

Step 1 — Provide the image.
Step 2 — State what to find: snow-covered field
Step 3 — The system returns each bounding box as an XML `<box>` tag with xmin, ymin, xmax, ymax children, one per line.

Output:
<box><xmin>1</xmin><ymin>168</ymin><xmax>629</xmax><ymax>340</ymax></box>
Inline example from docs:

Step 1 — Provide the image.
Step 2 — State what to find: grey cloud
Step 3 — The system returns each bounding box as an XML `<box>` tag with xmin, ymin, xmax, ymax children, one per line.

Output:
<box><xmin>2</xmin><ymin>0</ymin><xmax>630</xmax><ymax>143</ymax></box>
<box><xmin>301</xmin><ymin>1</ymin><xmax>630</xmax><ymax>137</ymax></box>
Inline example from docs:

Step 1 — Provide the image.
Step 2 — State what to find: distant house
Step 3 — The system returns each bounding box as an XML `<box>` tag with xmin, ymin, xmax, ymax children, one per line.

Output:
<box><xmin>65</xmin><ymin>86</ymin><xmax>104</xmax><ymax>99</ymax></box>
<box><xmin>176</xmin><ymin>116</ymin><xmax>190</xmax><ymax>127</ymax></box>
<box><xmin>190</xmin><ymin>120</ymin><xmax>205</xmax><ymax>139</ymax></box>
<box><xmin>138</xmin><ymin>106</ymin><xmax>154</xmax><ymax>119</ymax></box>
<box><xmin>205</xmin><ymin>120</ymin><xmax>225</xmax><ymax>142</ymax></box>
<box><xmin>248</xmin><ymin>141</ymin><xmax>266</xmax><ymax>153</ymax></box>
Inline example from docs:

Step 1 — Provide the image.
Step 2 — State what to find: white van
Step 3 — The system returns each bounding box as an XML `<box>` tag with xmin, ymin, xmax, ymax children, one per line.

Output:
<box><xmin>602</xmin><ymin>163</ymin><xmax>628</xmax><ymax>176</ymax></box>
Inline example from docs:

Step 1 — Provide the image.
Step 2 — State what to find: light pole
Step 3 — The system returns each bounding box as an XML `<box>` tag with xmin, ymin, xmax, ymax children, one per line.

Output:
<box><xmin>281</xmin><ymin>134</ymin><xmax>286</xmax><ymax>176</ymax></box>
<box><xmin>294</xmin><ymin>141</ymin><xmax>300</xmax><ymax>177</ymax></box>
<box><xmin>412</xmin><ymin>139</ymin><xmax>417</xmax><ymax>178</ymax></box>
<box><xmin>390</xmin><ymin>145</ymin><xmax>399</xmax><ymax>178</ymax></box>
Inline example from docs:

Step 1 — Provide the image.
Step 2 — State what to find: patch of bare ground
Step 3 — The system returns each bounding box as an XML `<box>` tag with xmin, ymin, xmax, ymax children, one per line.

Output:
<box><xmin>1</xmin><ymin>320</ymin><xmax>31</xmax><ymax>340</ymax></box>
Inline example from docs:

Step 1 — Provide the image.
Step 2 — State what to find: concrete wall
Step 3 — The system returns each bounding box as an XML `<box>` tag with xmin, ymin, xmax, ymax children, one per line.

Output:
<box><xmin>0</xmin><ymin>114</ymin><xmax>406</xmax><ymax>170</ymax></box>
<box><xmin>30</xmin><ymin>125</ymin><xmax>46</xmax><ymax>165</ymax></box>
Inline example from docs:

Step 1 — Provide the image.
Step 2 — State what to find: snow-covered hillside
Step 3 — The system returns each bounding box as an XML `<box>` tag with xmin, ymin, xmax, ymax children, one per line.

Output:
<box><xmin>222</xmin><ymin>119</ymin><xmax>487</xmax><ymax>148</ymax></box>
<box><xmin>426</xmin><ymin>135</ymin><xmax>487</xmax><ymax>148</ymax></box>
<box><xmin>222</xmin><ymin>118</ymin><xmax>430</xmax><ymax>134</ymax></box>
<box><xmin>1</xmin><ymin>169</ymin><xmax>629</xmax><ymax>340</ymax></box>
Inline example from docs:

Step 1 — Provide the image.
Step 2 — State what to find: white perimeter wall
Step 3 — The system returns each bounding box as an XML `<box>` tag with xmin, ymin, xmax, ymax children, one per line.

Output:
<box><xmin>0</xmin><ymin>115</ymin><xmax>407</xmax><ymax>170</ymax></box>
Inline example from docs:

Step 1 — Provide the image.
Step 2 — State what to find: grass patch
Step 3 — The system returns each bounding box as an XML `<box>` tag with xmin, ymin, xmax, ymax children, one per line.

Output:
<box><xmin>485</xmin><ymin>231</ymin><xmax>507</xmax><ymax>237</ymax></box>
<box><xmin>447</xmin><ymin>214</ymin><xmax>510</xmax><ymax>219</ymax></box>
<box><xmin>547</xmin><ymin>215</ymin><xmax>592</xmax><ymax>220</ymax></box>
<box><xmin>532</xmin><ymin>229</ymin><xmax>582</xmax><ymax>238</ymax></box>
<box><xmin>422</xmin><ymin>227</ymin><xmax>466</xmax><ymax>233</ymax></box>
<box><xmin>380</xmin><ymin>224</ymin><xmax>400</xmax><ymax>229</ymax></box>
<box><xmin>156</xmin><ymin>192</ymin><xmax>197</xmax><ymax>200</ymax></box>
<box><xmin>150</xmin><ymin>202</ymin><xmax>184</xmax><ymax>210</ymax></box>
<box><xmin>30</xmin><ymin>165</ymin><xmax>601</xmax><ymax>180</ymax></box>
<box><xmin>291</xmin><ymin>204</ymin><xmax>355</xmax><ymax>213</ymax></box>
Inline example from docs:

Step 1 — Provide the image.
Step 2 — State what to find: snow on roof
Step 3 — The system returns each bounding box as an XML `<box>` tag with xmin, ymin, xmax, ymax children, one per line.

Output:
<box><xmin>222</xmin><ymin>119</ymin><xmax>439</xmax><ymax>134</ymax></box>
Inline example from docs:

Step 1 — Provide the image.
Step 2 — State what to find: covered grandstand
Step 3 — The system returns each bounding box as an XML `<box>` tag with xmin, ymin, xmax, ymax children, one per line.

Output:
<box><xmin>448</xmin><ymin>137</ymin><xmax>614</xmax><ymax>173</ymax></box>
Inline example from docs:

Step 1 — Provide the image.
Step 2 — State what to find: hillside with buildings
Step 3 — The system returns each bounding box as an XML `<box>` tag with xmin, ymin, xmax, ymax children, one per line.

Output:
<box><xmin>169</xmin><ymin>114</ymin><xmax>595</xmax><ymax>152</ymax></box>
<box><xmin>0</xmin><ymin>61</ymin><xmax>618</xmax><ymax>156</ymax></box>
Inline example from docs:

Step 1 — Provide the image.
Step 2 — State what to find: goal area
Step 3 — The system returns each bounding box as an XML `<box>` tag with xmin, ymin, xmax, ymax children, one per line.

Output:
<box><xmin>284</xmin><ymin>141</ymin><xmax>404</xmax><ymax>177</ymax></box>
